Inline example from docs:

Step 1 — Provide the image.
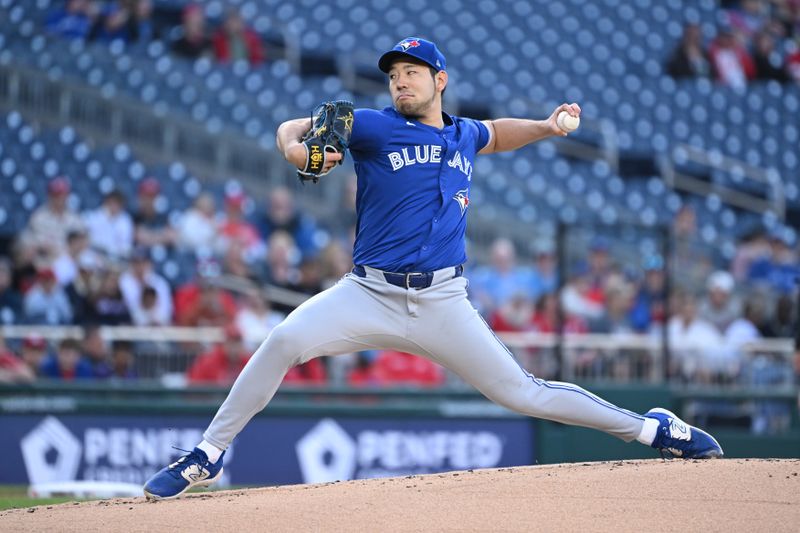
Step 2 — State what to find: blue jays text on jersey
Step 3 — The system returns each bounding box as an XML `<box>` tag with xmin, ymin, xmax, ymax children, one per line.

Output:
<box><xmin>347</xmin><ymin>107</ymin><xmax>490</xmax><ymax>273</ymax></box>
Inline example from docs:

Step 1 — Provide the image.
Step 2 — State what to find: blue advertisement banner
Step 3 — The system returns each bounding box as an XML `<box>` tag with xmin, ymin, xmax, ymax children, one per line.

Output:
<box><xmin>1</xmin><ymin>415</ymin><xmax>534</xmax><ymax>487</ymax></box>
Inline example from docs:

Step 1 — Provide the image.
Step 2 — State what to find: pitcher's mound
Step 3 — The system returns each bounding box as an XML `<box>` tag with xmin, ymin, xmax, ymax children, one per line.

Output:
<box><xmin>2</xmin><ymin>459</ymin><xmax>799</xmax><ymax>532</ymax></box>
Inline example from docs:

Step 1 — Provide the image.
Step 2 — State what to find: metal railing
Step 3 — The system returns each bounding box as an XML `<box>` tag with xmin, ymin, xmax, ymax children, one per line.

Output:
<box><xmin>659</xmin><ymin>143</ymin><xmax>786</xmax><ymax>220</ymax></box>
<box><xmin>3</xmin><ymin>323</ymin><xmax>794</xmax><ymax>385</ymax></box>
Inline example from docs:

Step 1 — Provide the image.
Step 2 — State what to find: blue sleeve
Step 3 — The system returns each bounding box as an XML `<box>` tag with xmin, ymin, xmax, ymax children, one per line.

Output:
<box><xmin>467</xmin><ymin>118</ymin><xmax>491</xmax><ymax>152</ymax></box>
<box><xmin>349</xmin><ymin>109</ymin><xmax>393</xmax><ymax>158</ymax></box>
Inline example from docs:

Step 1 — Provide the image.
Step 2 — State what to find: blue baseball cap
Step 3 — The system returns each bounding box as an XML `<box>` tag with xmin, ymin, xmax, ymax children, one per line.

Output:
<box><xmin>378</xmin><ymin>37</ymin><xmax>446</xmax><ymax>73</ymax></box>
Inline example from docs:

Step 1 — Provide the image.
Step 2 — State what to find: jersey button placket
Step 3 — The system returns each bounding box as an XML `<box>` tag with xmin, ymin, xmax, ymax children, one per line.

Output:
<box><xmin>440</xmin><ymin>136</ymin><xmax>451</xmax><ymax>197</ymax></box>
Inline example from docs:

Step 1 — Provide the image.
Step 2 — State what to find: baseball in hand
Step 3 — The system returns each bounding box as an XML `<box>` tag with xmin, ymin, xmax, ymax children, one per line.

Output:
<box><xmin>556</xmin><ymin>111</ymin><xmax>580</xmax><ymax>133</ymax></box>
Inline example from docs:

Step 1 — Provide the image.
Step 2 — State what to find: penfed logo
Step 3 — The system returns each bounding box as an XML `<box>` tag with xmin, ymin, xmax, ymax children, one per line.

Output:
<box><xmin>19</xmin><ymin>417</ymin><xmax>224</xmax><ymax>485</ymax></box>
<box><xmin>295</xmin><ymin>419</ymin><xmax>503</xmax><ymax>483</ymax></box>
<box><xmin>20</xmin><ymin>417</ymin><xmax>82</xmax><ymax>485</ymax></box>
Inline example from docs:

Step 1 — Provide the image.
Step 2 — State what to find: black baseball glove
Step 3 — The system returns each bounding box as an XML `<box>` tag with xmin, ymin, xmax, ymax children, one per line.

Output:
<box><xmin>297</xmin><ymin>100</ymin><xmax>354</xmax><ymax>183</ymax></box>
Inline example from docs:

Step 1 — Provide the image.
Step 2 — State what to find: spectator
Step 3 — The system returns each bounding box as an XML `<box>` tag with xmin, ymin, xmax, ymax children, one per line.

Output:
<box><xmin>40</xmin><ymin>338</ymin><xmax>94</xmax><ymax>380</ymax></box>
<box><xmin>52</xmin><ymin>229</ymin><xmax>91</xmax><ymax>287</ymax></box>
<box><xmin>293</xmin><ymin>257</ymin><xmax>324</xmax><ymax>296</ymax></box>
<box><xmin>698</xmin><ymin>271</ymin><xmax>742</xmax><ymax>334</ymax></box>
<box><xmin>531</xmin><ymin>241</ymin><xmax>558</xmax><ymax>296</ymax></box>
<box><xmin>667</xmin><ymin>292</ymin><xmax>731</xmax><ymax>382</ymax></box>
<box><xmin>762</xmin><ymin>294</ymin><xmax>796</xmax><ymax>338</ymax></box>
<box><xmin>672</xmin><ymin>205</ymin><xmax>714</xmax><ymax>293</ymax></box>
<box><xmin>234</xmin><ymin>289</ymin><xmax>284</xmax><ymax>351</ymax></box>
<box><xmin>532</xmin><ymin>292</ymin><xmax>589</xmax><ymax>335</ymax></box>
<box><xmin>221</xmin><ymin>242</ymin><xmax>253</xmax><ymax>279</ymax></box>
<box><xmin>560</xmin><ymin>262</ymin><xmax>605</xmax><ymax>321</ymax></box>
<box><xmin>83</xmin><ymin>190</ymin><xmax>134</xmax><ymax>260</ymax></box>
<box><xmin>217</xmin><ymin>192</ymin><xmax>265</xmax><ymax>264</ymax></box>
<box><xmin>0</xmin><ymin>336</ymin><xmax>35</xmax><ymax>383</ymax></box>
<box><xmin>590</xmin><ymin>280</ymin><xmax>635</xmax><ymax>334</ymax></box>
<box><xmin>667</xmin><ymin>23</ymin><xmax>712</xmax><ymax>78</ymax></box>
<box><xmin>629</xmin><ymin>256</ymin><xmax>667</xmax><ymax>333</ymax></box>
<box><xmin>174</xmin><ymin>261</ymin><xmax>238</xmax><ymax>327</ymax></box>
<box><xmin>753</xmin><ymin>31</ymin><xmax>790</xmax><ymax>81</ymax></box>
<box><xmin>21</xmin><ymin>176</ymin><xmax>85</xmax><ymax>261</ymax></box>
<box><xmin>348</xmin><ymin>350</ymin><xmax>444</xmax><ymax>388</ymax></box>
<box><xmin>19</xmin><ymin>335</ymin><xmax>49</xmax><ymax>378</ymax></box>
<box><xmin>328</xmin><ymin>173</ymin><xmax>358</xmax><ymax>245</ymax></box>
<box><xmin>23</xmin><ymin>268</ymin><xmax>73</xmax><ymax>325</ymax></box>
<box><xmin>748</xmin><ymin>233</ymin><xmax>800</xmax><ymax>295</ymax></box>
<box><xmin>255</xmin><ymin>186</ymin><xmax>321</xmax><ymax>260</ymax></box>
<box><xmin>91</xmin><ymin>0</ymin><xmax>154</xmax><ymax>44</ymax></box>
<box><xmin>731</xmin><ymin>227</ymin><xmax>771</xmax><ymax>283</ymax></box>
<box><xmin>88</xmin><ymin>269</ymin><xmax>131</xmax><ymax>325</ymax></box>
<box><xmin>586</xmin><ymin>237</ymin><xmax>614</xmax><ymax>302</ymax></box>
<box><xmin>119</xmin><ymin>247</ymin><xmax>173</xmax><ymax>327</ymax></box>
<box><xmin>787</xmin><ymin>39</ymin><xmax>800</xmax><ymax>84</ymax></box>
<box><xmin>345</xmin><ymin>352</ymin><xmax>379</xmax><ymax>386</ymax></box>
<box><xmin>171</xmin><ymin>3</ymin><xmax>211</xmax><ymax>60</ymax></box>
<box><xmin>187</xmin><ymin>325</ymin><xmax>250</xmax><ymax>385</ymax></box>
<box><xmin>490</xmin><ymin>292</ymin><xmax>535</xmax><ymax>333</ymax></box>
<box><xmin>177</xmin><ymin>193</ymin><xmax>218</xmax><ymax>255</ymax></box>
<box><xmin>110</xmin><ymin>340</ymin><xmax>137</xmax><ymax>379</ymax></box>
<box><xmin>725</xmin><ymin>0</ymin><xmax>767</xmax><ymax>40</ymax></box>
<box><xmin>0</xmin><ymin>257</ymin><xmax>22</xmax><ymax>325</ymax></box>
<box><xmin>708</xmin><ymin>27</ymin><xmax>756</xmax><ymax>89</ymax></box>
<box><xmin>11</xmin><ymin>242</ymin><xmax>44</xmax><ymax>296</ymax></box>
<box><xmin>728</xmin><ymin>296</ymin><xmax>790</xmax><ymax>433</ymax></box>
<box><xmin>469</xmin><ymin>237</ymin><xmax>539</xmax><ymax>315</ymax></box>
<box><xmin>260</xmin><ymin>231</ymin><xmax>301</xmax><ymax>299</ymax></box>
<box><xmin>133</xmin><ymin>177</ymin><xmax>178</xmax><ymax>248</ymax></box>
<box><xmin>212</xmin><ymin>9</ymin><xmax>265</xmax><ymax>65</ymax></box>
<box><xmin>82</xmin><ymin>325</ymin><xmax>111</xmax><ymax>378</ymax></box>
<box><xmin>136</xmin><ymin>286</ymin><xmax>165</xmax><ymax>327</ymax></box>
<box><xmin>489</xmin><ymin>292</ymin><xmax>536</xmax><ymax>371</ymax></box>
<box><xmin>316</xmin><ymin>241</ymin><xmax>352</xmax><ymax>290</ymax></box>
<box><xmin>531</xmin><ymin>292</ymin><xmax>589</xmax><ymax>379</ymax></box>
<box><xmin>44</xmin><ymin>0</ymin><xmax>99</xmax><ymax>40</ymax></box>
<box><xmin>65</xmin><ymin>250</ymin><xmax>103</xmax><ymax>325</ymax></box>
<box><xmin>283</xmin><ymin>359</ymin><xmax>327</xmax><ymax>385</ymax></box>
<box><xmin>725</xmin><ymin>297</ymin><xmax>765</xmax><ymax>350</ymax></box>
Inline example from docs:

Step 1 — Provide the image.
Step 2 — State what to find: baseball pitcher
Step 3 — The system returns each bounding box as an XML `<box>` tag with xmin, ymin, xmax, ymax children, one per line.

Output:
<box><xmin>144</xmin><ymin>37</ymin><xmax>722</xmax><ymax>500</ymax></box>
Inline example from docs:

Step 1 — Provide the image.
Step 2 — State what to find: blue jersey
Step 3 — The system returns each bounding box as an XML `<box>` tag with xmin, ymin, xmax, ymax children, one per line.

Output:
<box><xmin>348</xmin><ymin>107</ymin><xmax>490</xmax><ymax>272</ymax></box>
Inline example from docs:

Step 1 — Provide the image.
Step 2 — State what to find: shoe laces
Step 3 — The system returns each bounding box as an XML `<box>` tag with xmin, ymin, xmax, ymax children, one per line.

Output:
<box><xmin>165</xmin><ymin>447</ymin><xmax>208</xmax><ymax>480</ymax></box>
<box><xmin>655</xmin><ymin>424</ymin><xmax>689</xmax><ymax>456</ymax></box>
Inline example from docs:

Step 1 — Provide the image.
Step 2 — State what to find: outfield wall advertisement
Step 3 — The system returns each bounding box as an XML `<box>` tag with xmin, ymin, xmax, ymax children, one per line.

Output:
<box><xmin>1</xmin><ymin>415</ymin><xmax>534</xmax><ymax>486</ymax></box>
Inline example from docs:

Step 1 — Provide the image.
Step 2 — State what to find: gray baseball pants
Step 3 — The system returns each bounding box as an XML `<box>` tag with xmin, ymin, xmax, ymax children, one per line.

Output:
<box><xmin>203</xmin><ymin>266</ymin><xmax>645</xmax><ymax>449</ymax></box>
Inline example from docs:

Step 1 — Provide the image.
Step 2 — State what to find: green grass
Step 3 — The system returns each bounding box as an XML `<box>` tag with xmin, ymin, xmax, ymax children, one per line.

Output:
<box><xmin>0</xmin><ymin>497</ymin><xmax>78</xmax><ymax>511</ymax></box>
<box><xmin>0</xmin><ymin>486</ymin><xmax>81</xmax><ymax>511</ymax></box>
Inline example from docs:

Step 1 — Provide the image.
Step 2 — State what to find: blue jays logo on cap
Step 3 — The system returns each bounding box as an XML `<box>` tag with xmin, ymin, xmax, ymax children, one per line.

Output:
<box><xmin>378</xmin><ymin>37</ymin><xmax>447</xmax><ymax>73</ymax></box>
<box><xmin>399</xmin><ymin>39</ymin><xmax>421</xmax><ymax>51</ymax></box>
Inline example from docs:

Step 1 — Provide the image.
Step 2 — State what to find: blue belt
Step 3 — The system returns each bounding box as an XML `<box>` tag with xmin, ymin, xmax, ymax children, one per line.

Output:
<box><xmin>352</xmin><ymin>265</ymin><xmax>463</xmax><ymax>289</ymax></box>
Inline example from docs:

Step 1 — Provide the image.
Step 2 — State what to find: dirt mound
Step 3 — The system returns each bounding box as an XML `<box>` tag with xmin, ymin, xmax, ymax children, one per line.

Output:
<box><xmin>2</xmin><ymin>459</ymin><xmax>798</xmax><ymax>532</ymax></box>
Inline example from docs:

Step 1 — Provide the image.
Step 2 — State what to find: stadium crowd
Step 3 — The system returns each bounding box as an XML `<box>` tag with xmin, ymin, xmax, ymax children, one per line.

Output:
<box><xmin>0</xmin><ymin>172</ymin><xmax>796</xmax><ymax>390</ymax></box>
<box><xmin>667</xmin><ymin>0</ymin><xmax>800</xmax><ymax>87</ymax></box>
<box><xmin>0</xmin><ymin>0</ymin><xmax>796</xmax><ymax>392</ymax></box>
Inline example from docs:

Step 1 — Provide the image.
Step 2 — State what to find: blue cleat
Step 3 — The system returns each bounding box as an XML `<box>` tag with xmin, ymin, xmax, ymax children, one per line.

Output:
<box><xmin>143</xmin><ymin>448</ymin><xmax>225</xmax><ymax>500</ymax></box>
<box><xmin>645</xmin><ymin>408</ymin><xmax>723</xmax><ymax>459</ymax></box>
